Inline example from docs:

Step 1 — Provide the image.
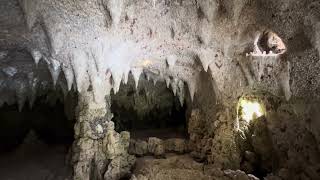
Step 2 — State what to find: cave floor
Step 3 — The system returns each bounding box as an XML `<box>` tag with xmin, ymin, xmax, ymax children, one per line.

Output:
<box><xmin>130</xmin><ymin>128</ymin><xmax>187</xmax><ymax>140</ymax></box>
<box><xmin>0</xmin><ymin>138</ymin><xmax>72</xmax><ymax>180</ymax></box>
<box><xmin>132</xmin><ymin>154</ymin><xmax>214</xmax><ymax>180</ymax></box>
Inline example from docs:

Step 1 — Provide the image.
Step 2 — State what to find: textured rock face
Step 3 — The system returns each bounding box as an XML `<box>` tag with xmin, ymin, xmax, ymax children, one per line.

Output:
<box><xmin>4</xmin><ymin>0</ymin><xmax>319</xmax><ymax>103</ymax></box>
<box><xmin>129</xmin><ymin>138</ymin><xmax>188</xmax><ymax>156</ymax></box>
<box><xmin>236</xmin><ymin>93</ymin><xmax>320</xmax><ymax>179</ymax></box>
<box><xmin>72</xmin><ymin>93</ymin><xmax>136</xmax><ymax>180</ymax></box>
<box><xmin>0</xmin><ymin>0</ymin><xmax>320</xmax><ymax>180</ymax></box>
<box><xmin>104</xmin><ymin>154</ymin><xmax>136</xmax><ymax>180</ymax></box>
<box><xmin>131</xmin><ymin>155</ymin><xmax>259</xmax><ymax>180</ymax></box>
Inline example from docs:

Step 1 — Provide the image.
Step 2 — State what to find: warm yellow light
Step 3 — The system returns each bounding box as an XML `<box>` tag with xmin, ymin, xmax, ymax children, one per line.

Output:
<box><xmin>239</xmin><ymin>100</ymin><xmax>264</xmax><ymax>122</ymax></box>
<box><xmin>141</xmin><ymin>59</ymin><xmax>152</xmax><ymax>67</ymax></box>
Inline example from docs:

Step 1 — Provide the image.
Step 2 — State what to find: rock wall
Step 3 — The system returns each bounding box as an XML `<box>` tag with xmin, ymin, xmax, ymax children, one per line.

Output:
<box><xmin>236</xmin><ymin>93</ymin><xmax>320</xmax><ymax>179</ymax></box>
<box><xmin>72</xmin><ymin>92</ymin><xmax>137</xmax><ymax>180</ymax></box>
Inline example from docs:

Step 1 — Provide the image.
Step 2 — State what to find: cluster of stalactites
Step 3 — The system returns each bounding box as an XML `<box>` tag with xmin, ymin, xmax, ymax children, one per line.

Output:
<box><xmin>0</xmin><ymin>78</ymin><xmax>71</xmax><ymax>112</ymax></box>
<box><xmin>246</xmin><ymin>31</ymin><xmax>287</xmax><ymax>57</ymax></box>
<box><xmin>27</xmin><ymin>46</ymin><xmax>200</xmax><ymax>108</ymax></box>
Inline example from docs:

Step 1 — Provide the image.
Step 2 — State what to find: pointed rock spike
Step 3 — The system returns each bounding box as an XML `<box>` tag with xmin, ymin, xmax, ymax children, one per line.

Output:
<box><xmin>123</xmin><ymin>71</ymin><xmax>129</xmax><ymax>85</ymax></box>
<box><xmin>29</xmin><ymin>95</ymin><xmax>36</xmax><ymax>109</ymax></box>
<box><xmin>171</xmin><ymin>78</ymin><xmax>178</xmax><ymax>96</ymax></box>
<box><xmin>166</xmin><ymin>55</ymin><xmax>177</xmax><ymax>68</ymax></box>
<box><xmin>71</xmin><ymin>50</ymin><xmax>88</xmax><ymax>92</ymax></box>
<box><xmin>48</xmin><ymin>58</ymin><xmax>61</xmax><ymax>86</ymax></box>
<box><xmin>111</xmin><ymin>70</ymin><xmax>122</xmax><ymax>94</ymax></box>
<box><xmin>187</xmin><ymin>80</ymin><xmax>196</xmax><ymax>102</ymax></box>
<box><xmin>153</xmin><ymin>78</ymin><xmax>157</xmax><ymax>86</ymax></box>
<box><xmin>62</xmin><ymin>66</ymin><xmax>74</xmax><ymax>91</ymax></box>
<box><xmin>16</xmin><ymin>84</ymin><xmax>27</xmax><ymax>112</ymax></box>
<box><xmin>200</xmin><ymin>58</ymin><xmax>210</xmax><ymax>72</ymax></box>
<box><xmin>178</xmin><ymin>80</ymin><xmax>185</xmax><ymax>106</ymax></box>
<box><xmin>31</xmin><ymin>50</ymin><xmax>42</xmax><ymax>66</ymax></box>
<box><xmin>165</xmin><ymin>77</ymin><xmax>170</xmax><ymax>88</ymax></box>
<box><xmin>131</xmin><ymin>68</ymin><xmax>142</xmax><ymax>89</ymax></box>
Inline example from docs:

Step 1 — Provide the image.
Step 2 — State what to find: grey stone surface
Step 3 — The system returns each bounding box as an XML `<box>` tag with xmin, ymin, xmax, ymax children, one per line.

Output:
<box><xmin>147</xmin><ymin>137</ymin><xmax>165</xmax><ymax>157</ymax></box>
<box><xmin>129</xmin><ymin>139</ymin><xmax>148</xmax><ymax>156</ymax></box>
<box><xmin>104</xmin><ymin>154</ymin><xmax>136</xmax><ymax>180</ymax></box>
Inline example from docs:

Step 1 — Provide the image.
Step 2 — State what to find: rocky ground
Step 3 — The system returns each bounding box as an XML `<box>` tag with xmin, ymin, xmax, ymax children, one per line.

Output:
<box><xmin>0</xmin><ymin>131</ymin><xmax>72</xmax><ymax>180</ymax></box>
<box><xmin>131</xmin><ymin>154</ymin><xmax>259</xmax><ymax>180</ymax></box>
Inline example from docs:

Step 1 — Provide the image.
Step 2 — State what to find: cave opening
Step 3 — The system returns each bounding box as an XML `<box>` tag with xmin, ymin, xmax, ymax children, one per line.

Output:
<box><xmin>0</xmin><ymin>91</ymin><xmax>77</xmax><ymax>180</ymax></box>
<box><xmin>111</xmin><ymin>74</ymin><xmax>189</xmax><ymax>140</ymax></box>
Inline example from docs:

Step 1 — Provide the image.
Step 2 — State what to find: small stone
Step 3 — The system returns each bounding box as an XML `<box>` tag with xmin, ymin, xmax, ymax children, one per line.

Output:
<box><xmin>130</xmin><ymin>175</ymin><xmax>137</xmax><ymax>180</ymax></box>
<box><xmin>248</xmin><ymin>174</ymin><xmax>259</xmax><ymax>180</ymax></box>
<box><xmin>147</xmin><ymin>137</ymin><xmax>165</xmax><ymax>157</ymax></box>
<box><xmin>131</xmin><ymin>174</ymin><xmax>148</xmax><ymax>180</ymax></box>
<box><xmin>129</xmin><ymin>139</ymin><xmax>148</xmax><ymax>156</ymax></box>
<box><xmin>103</xmin><ymin>130</ymin><xmax>130</xmax><ymax>158</ymax></box>
<box><xmin>164</xmin><ymin>138</ymin><xmax>187</xmax><ymax>153</ymax></box>
<box><xmin>96</xmin><ymin>124</ymin><xmax>104</xmax><ymax>133</ymax></box>
<box><xmin>224</xmin><ymin>169</ymin><xmax>258</xmax><ymax>180</ymax></box>
<box><xmin>120</xmin><ymin>131</ymin><xmax>131</xmax><ymax>149</ymax></box>
<box><xmin>213</xmin><ymin>120</ymin><xmax>220</xmax><ymax>128</ymax></box>
<box><xmin>104</xmin><ymin>154</ymin><xmax>136</xmax><ymax>180</ymax></box>
<box><xmin>106</xmin><ymin>121</ymin><xmax>115</xmax><ymax>130</ymax></box>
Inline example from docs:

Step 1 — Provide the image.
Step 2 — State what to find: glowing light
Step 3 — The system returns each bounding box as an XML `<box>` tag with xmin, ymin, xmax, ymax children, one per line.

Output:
<box><xmin>141</xmin><ymin>59</ymin><xmax>152</xmax><ymax>67</ymax></box>
<box><xmin>239</xmin><ymin>100</ymin><xmax>264</xmax><ymax>122</ymax></box>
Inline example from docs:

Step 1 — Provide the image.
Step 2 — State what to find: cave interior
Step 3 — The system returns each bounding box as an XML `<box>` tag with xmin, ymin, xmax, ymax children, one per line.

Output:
<box><xmin>1</xmin><ymin>0</ymin><xmax>320</xmax><ymax>180</ymax></box>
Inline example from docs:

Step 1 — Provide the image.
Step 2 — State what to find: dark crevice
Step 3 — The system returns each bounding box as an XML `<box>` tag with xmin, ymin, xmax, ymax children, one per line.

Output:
<box><xmin>0</xmin><ymin>97</ymin><xmax>75</xmax><ymax>152</ymax></box>
<box><xmin>111</xmin><ymin>76</ymin><xmax>188</xmax><ymax>140</ymax></box>
<box><xmin>0</xmin><ymin>94</ymin><xmax>77</xmax><ymax>180</ymax></box>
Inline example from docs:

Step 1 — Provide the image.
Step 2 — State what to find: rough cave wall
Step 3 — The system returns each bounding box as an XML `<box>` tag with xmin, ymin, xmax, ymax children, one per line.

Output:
<box><xmin>187</xmin><ymin>70</ymin><xmax>241</xmax><ymax>169</ymax></box>
<box><xmin>0</xmin><ymin>0</ymin><xmax>320</xmax><ymax>179</ymax></box>
<box><xmin>234</xmin><ymin>93</ymin><xmax>320</xmax><ymax>179</ymax></box>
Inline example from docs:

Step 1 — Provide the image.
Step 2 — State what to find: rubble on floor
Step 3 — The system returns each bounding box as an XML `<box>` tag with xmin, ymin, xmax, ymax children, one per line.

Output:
<box><xmin>130</xmin><ymin>155</ymin><xmax>259</xmax><ymax>180</ymax></box>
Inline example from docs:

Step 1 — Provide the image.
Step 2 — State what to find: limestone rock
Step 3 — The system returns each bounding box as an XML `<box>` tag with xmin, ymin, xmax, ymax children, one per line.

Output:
<box><xmin>188</xmin><ymin>109</ymin><xmax>202</xmax><ymax>135</ymax></box>
<box><xmin>147</xmin><ymin>137</ymin><xmax>165</xmax><ymax>157</ymax></box>
<box><xmin>132</xmin><ymin>155</ymin><xmax>259</xmax><ymax>180</ymax></box>
<box><xmin>129</xmin><ymin>139</ymin><xmax>148</xmax><ymax>156</ymax></box>
<box><xmin>104</xmin><ymin>154</ymin><xmax>136</xmax><ymax>180</ymax></box>
<box><xmin>130</xmin><ymin>174</ymin><xmax>148</xmax><ymax>180</ymax></box>
<box><xmin>164</xmin><ymin>138</ymin><xmax>187</xmax><ymax>154</ymax></box>
<box><xmin>203</xmin><ymin>165</ymin><xmax>224</xmax><ymax>177</ymax></box>
<box><xmin>103</xmin><ymin>121</ymin><xmax>130</xmax><ymax>159</ymax></box>
<box><xmin>223</xmin><ymin>170</ymin><xmax>259</xmax><ymax>180</ymax></box>
<box><xmin>132</xmin><ymin>155</ymin><xmax>208</xmax><ymax>180</ymax></box>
